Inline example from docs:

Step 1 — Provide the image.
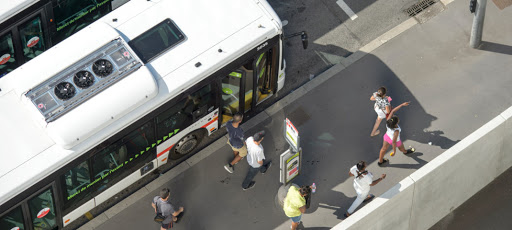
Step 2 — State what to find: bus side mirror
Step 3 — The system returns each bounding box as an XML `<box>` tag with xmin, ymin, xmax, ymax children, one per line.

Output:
<box><xmin>285</xmin><ymin>31</ymin><xmax>308</xmax><ymax>49</ymax></box>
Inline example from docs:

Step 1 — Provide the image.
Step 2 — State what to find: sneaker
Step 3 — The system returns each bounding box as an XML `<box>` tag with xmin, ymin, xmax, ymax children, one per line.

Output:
<box><xmin>243</xmin><ymin>181</ymin><xmax>256</xmax><ymax>190</ymax></box>
<box><xmin>405</xmin><ymin>147</ymin><xmax>415</xmax><ymax>155</ymax></box>
<box><xmin>262</xmin><ymin>161</ymin><xmax>272</xmax><ymax>174</ymax></box>
<box><xmin>378</xmin><ymin>158</ymin><xmax>389</xmax><ymax>167</ymax></box>
<box><xmin>224</xmin><ymin>164</ymin><xmax>234</xmax><ymax>173</ymax></box>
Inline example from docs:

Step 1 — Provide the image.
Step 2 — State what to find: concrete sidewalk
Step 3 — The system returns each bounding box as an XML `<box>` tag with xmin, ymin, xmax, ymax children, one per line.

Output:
<box><xmin>82</xmin><ymin>0</ymin><xmax>512</xmax><ymax>229</ymax></box>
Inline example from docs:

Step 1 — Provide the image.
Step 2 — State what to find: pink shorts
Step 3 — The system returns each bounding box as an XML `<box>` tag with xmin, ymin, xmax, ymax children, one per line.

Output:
<box><xmin>384</xmin><ymin>134</ymin><xmax>402</xmax><ymax>147</ymax></box>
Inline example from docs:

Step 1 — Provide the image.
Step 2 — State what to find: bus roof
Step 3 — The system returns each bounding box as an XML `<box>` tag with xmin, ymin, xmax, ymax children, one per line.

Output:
<box><xmin>0</xmin><ymin>0</ymin><xmax>281</xmax><ymax>205</ymax></box>
<box><xmin>0</xmin><ymin>0</ymin><xmax>38</xmax><ymax>24</ymax></box>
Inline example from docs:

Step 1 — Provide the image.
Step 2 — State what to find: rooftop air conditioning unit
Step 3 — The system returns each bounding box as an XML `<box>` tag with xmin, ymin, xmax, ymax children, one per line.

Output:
<box><xmin>26</xmin><ymin>38</ymin><xmax>142</xmax><ymax>122</ymax></box>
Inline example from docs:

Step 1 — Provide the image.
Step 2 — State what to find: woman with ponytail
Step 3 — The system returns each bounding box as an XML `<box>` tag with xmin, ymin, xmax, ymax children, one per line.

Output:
<box><xmin>378</xmin><ymin>101</ymin><xmax>414</xmax><ymax>166</ymax></box>
<box><xmin>345</xmin><ymin>161</ymin><xmax>386</xmax><ymax>217</ymax></box>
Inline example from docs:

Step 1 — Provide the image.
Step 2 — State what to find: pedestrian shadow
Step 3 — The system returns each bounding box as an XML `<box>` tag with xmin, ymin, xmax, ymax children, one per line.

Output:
<box><xmin>387</xmin><ymin>152</ymin><xmax>428</xmax><ymax>169</ymax></box>
<box><xmin>479</xmin><ymin>41</ymin><xmax>512</xmax><ymax>55</ymax></box>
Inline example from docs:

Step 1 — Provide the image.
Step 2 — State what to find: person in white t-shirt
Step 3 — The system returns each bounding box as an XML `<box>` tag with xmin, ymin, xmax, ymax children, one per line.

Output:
<box><xmin>345</xmin><ymin>161</ymin><xmax>386</xmax><ymax>217</ymax></box>
<box><xmin>242</xmin><ymin>131</ymin><xmax>272</xmax><ymax>190</ymax></box>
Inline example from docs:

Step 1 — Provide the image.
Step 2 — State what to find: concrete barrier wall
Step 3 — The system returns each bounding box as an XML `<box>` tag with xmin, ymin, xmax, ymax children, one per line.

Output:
<box><xmin>333</xmin><ymin>178</ymin><xmax>415</xmax><ymax>230</ymax></box>
<box><xmin>333</xmin><ymin>106</ymin><xmax>512</xmax><ymax>230</ymax></box>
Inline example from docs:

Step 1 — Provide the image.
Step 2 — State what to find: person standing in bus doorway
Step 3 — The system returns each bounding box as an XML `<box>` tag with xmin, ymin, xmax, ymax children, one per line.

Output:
<box><xmin>152</xmin><ymin>188</ymin><xmax>184</xmax><ymax>230</ymax></box>
<box><xmin>378</xmin><ymin>102</ymin><xmax>415</xmax><ymax>166</ymax></box>
<box><xmin>345</xmin><ymin>161</ymin><xmax>385</xmax><ymax>218</ymax></box>
<box><xmin>370</xmin><ymin>87</ymin><xmax>392</xmax><ymax>137</ymax></box>
<box><xmin>224</xmin><ymin>113</ymin><xmax>248</xmax><ymax>173</ymax></box>
<box><xmin>283</xmin><ymin>185</ymin><xmax>311</xmax><ymax>230</ymax></box>
<box><xmin>242</xmin><ymin>131</ymin><xmax>272</xmax><ymax>190</ymax></box>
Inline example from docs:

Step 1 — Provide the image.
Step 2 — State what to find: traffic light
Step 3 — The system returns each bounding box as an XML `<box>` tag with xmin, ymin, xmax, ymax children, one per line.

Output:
<box><xmin>469</xmin><ymin>0</ymin><xmax>477</xmax><ymax>13</ymax></box>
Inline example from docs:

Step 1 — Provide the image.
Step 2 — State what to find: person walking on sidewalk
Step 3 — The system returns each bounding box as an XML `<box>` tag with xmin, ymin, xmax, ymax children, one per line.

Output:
<box><xmin>242</xmin><ymin>131</ymin><xmax>271</xmax><ymax>190</ymax></box>
<box><xmin>152</xmin><ymin>188</ymin><xmax>184</xmax><ymax>230</ymax></box>
<box><xmin>370</xmin><ymin>87</ymin><xmax>392</xmax><ymax>137</ymax></box>
<box><xmin>283</xmin><ymin>185</ymin><xmax>312</xmax><ymax>230</ymax></box>
<box><xmin>345</xmin><ymin>161</ymin><xmax>384</xmax><ymax>217</ymax></box>
<box><xmin>378</xmin><ymin>102</ymin><xmax>415</xmax><ymax>166</ymax></box>
<box><xmin>224</xmin><ymin>113</ymin><xmax>247</xmax><ymax>173</ymax></box>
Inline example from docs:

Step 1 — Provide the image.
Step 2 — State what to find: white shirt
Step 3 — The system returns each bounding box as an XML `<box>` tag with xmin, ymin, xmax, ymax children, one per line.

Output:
<box><xmin>350</xmin><ymin>165</ymin><xmax>373</xmax><ymax>195</ymax></box>
<box><xmin>246</xmin><ymin>136</ymin><xmax>265</xmax><ymax>168</ymax></box>
<box><xmin>386</xmin><ymin>125</ymin><xmax>401</xmax><ymax>142</ymax></box>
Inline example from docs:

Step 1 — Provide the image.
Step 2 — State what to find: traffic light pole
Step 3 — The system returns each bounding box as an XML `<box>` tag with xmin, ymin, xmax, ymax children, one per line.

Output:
<box><xmin>470</xmin><ymin>0</ymin><xmax>487</xmax><ymax>48</ymax></box>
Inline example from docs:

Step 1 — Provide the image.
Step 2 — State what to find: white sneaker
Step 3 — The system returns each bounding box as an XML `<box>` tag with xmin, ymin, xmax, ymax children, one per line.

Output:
<box><xmin>224</xmin><ymin>164</ymin><xmax>234</xmax><ymax>173</ymax></box>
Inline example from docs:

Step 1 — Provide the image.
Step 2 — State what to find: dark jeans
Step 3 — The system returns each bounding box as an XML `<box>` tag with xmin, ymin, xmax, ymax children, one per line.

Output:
<box><xmin>242</xmin><ymin>160</ymin><xmax>270</xmax><ymax>189</ymax></box>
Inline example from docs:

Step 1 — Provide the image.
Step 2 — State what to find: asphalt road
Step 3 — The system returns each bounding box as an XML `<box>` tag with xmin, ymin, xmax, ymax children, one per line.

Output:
<box><xmin>268</xmin><ymin>0</ymin><xmax>419</xmax><ymax>101</ymax></box>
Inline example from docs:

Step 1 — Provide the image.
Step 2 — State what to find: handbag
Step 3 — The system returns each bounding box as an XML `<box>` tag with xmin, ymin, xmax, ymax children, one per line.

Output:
<box><xmin>154</xmin><ymin>200</ymin><xmax>166</xmax><ymax>223</ymax></box>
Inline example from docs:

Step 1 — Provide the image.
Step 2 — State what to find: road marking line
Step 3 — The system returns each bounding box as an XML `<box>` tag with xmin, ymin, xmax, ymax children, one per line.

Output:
<box><xmin>336</xmin><ymin>0</ymin><xmax>358</xmax><ymax>20</ymax></box>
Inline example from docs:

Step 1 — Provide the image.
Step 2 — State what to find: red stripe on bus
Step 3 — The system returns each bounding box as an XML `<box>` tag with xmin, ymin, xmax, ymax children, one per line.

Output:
<box><xmin>156</xmin><ymin>116</ymin><xmax>217</xmax><ymax>158</ymax></box>
<box><xmin>202</xmin><ymin>116</ymin><xmax>218</xmax><ymax>128</ymax></box>
<box><xmin>157</xmin><ymin>144</ymin><xmax>174</xmax><ymax>158</ymax></box>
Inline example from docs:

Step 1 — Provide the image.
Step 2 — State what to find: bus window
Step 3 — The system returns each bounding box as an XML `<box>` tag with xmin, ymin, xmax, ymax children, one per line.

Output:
<box><xmin>91</xmin><ymin>121</ymin><xmax>155</xmax><ymax>192</ymax></box>
<box><xmin>18</xmin><ymin>16</ymin><xmax>46</xmax><ymax>62</ymax></box>
<box><xmin>62</xmin><ymin>161</ymin><xmax>92</xmax><ymax>208</ymax></box>
<box><xmin>28</xmin><ymin>188</ymin><xmax>57</xmax><ymax>230</ymax></box>
<box><xmin>52</xmin><ymin>0</ymin><xmax>112</xmax><ymax>44</ymax></box>
<box><xmin>0</xmin><ymin>206</ymin><xmax>25</xmax><ymax>230</ymax></box>
<box><xmin>156</xmin><ymin>84</ymin><xmax>215</xmax><ymax>139</ymax></box>
<box><xmin>0</xmin><ymin>33</ymin><xmax>17</xmax><ymax>78</ymax></box>
<box><xmin>129</xmin><ymin>18</ymin><xmax>185</xmax><ymax>63</ymax></box>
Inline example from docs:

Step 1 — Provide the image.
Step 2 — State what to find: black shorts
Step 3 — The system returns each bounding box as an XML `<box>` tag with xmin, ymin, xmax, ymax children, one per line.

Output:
<box><xmin>161</xmin><ymin>221</ymin><xmax>173</xmax><ymax>229</ymax></box>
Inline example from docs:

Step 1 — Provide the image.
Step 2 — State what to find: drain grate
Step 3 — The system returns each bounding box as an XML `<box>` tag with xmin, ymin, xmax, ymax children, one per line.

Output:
<box><xmin>405</xmin><ymin>0</ymin><xmax>438</xmax><ymax>17</ymax></box>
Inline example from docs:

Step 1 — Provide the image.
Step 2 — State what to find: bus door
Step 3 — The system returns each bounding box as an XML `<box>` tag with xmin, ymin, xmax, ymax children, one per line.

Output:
<box><xmin>0</xmin><ymin>184</ymin><xmax>60</xmax><ymax>230</ymax></box>
<box><xmin>0</xmin><ymin>8</ymin><xmax>50</xmax><ymax>78</ymax></box>
<box><xmin>220</xmin><ymin>44</ymin><xmax>278</xmax><ymax>125</ymax></box>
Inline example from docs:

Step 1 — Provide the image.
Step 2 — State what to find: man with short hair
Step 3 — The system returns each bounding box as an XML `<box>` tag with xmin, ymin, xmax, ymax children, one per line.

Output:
<box><xmin>242</xmin><ymin>130</ymin><xmax>271</xmax><ymax>190</ymax></box>
<box><xmin>152</xmin><ymin>188</ymin><xmax>184</xmax><ymax>230</ymax></box>
<box><xmin>224</xmin><ymin>113</ymin><xmax>247</xmax><ymax>173</ymax></box>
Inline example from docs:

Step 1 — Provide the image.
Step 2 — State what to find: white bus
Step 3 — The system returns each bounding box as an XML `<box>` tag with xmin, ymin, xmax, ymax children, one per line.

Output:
<box><xmin>0</xmin><ymin>0</ymin><xmax>300</xmax><ymax>229</ymax></box>
<box><xmin>0</xmin><ymin>0</ymin><xmax>132</xmax><ymax>78</ymax></box>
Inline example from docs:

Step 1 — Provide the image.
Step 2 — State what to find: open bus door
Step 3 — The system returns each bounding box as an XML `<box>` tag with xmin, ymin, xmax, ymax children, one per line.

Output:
<box><xmin>220</xmin><ymin>44</ymin><xmax>278</xmax><ymax>125</ymax></box>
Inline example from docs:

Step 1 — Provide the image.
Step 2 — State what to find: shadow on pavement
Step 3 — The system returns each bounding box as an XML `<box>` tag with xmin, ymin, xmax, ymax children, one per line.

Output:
<box><xmin>479</xmin><ymin>41</ymin><xmax>512</xmax><ymax>55</ymax></box>
<box><xmin>91</xmin><ymin>53</ymin><xmax>463</xmax><ymax>230</ymax></box>
<box><xmin>388</xmin><ymin>152</ymin><xmax>428</xmax><ymax>169</ymax></box>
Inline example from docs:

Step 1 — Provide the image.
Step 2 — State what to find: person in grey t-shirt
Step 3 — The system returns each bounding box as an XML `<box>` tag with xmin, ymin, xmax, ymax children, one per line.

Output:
<box><xmin>152</xmin><ymin>188</ymin><xmax>184</xmax><ymax>230</ymax></box>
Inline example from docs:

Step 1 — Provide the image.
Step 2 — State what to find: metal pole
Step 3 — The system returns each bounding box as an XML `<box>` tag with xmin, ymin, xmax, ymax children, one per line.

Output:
<box><xmin>470</xmin><ymin>0</ymin><xmax>487</xmax><ymax>48</ymax></box>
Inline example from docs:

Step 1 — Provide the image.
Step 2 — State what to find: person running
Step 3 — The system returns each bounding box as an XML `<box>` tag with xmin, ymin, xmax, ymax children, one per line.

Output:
<box><xmin>378</xmin><ymin>102</ymin><xmax>415</xmax><ymax>166</ymax></box>
<box><xmin>224</xmin><ymin>113</ymin><xmax>247</xmax><ymax>173</ymax></box>
<box><xmin>370</xmin><ymin>87</ymin><xmax>392</xmax><ymax>137</ymax></box>
<box><xmin>345</xmin><ymin>161</ymin><xmax>385</xmax><ymax>217</ymax></box>
<box><xmin>152</xmin><ymin>188</ymin><xmax>184</xmax><ymax>230</ymax></box>
<box><xmin>242</xmin><ymin>131</ymin><xmax>271</xmax><ymax>190</ymax></box>
<box><xmin>283</xmin><ymin>185</ymin><xmax>311</xmax><ymax>230</ymax></box>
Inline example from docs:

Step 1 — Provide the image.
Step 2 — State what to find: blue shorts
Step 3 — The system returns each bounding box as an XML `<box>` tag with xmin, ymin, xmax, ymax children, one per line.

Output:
<box><xmin>290</xmin><ymin>214</ymin><xmax>302</xmax><ymax>223</ymax></box>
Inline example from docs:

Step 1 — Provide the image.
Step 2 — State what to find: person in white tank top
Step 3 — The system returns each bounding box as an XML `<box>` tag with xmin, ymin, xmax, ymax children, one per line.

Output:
<box><xmin>386</xmin><ymin>125</ymin><xmax>401</xmax><ymax>142</ymax></box>
<box><xmin>377</xmin><ymin>102</ymin><xmax>415</xmax><ymax>166</ymax></box>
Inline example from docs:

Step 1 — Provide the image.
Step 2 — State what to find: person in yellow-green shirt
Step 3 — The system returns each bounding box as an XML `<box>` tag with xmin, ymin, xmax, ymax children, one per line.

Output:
<box><xmin>283</xmin><ymin>185</ymin><xmax>311</xmax><ymax>230</ymax></box>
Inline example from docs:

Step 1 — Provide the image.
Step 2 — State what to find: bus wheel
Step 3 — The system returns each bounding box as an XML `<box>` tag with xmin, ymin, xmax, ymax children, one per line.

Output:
<box><xmin>170</xmin><ymin>129</ymin><xmax>205</xmax><ymax>160</ymax></box>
